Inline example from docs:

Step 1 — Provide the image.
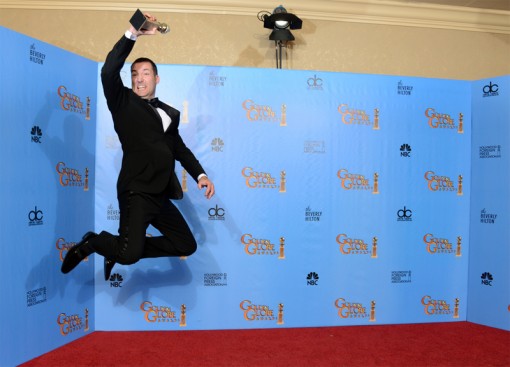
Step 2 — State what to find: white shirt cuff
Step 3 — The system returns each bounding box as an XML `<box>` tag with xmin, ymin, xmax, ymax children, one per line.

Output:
<box><xmin>197</xmin><ymin>174</ymin><xmax>207</xmax><ymax>181</ymax></box>
<box><xmin>124</xmin><ymin>30</ymin><xmax>137</xmax><ymax>41</ymax></box>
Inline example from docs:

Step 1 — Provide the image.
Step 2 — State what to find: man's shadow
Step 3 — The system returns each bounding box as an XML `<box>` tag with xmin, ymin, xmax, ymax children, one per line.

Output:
<box><xmin>25</xmin><ymin>91</ymin><xmax>96</xmax><ymax>304</ymax></box>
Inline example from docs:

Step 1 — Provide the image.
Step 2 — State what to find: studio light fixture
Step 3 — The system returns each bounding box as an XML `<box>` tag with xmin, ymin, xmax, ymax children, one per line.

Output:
<box><xmin>258</xmin><ymin>5</ymin><xmax>302</xmax><ymax>69</ymax></box>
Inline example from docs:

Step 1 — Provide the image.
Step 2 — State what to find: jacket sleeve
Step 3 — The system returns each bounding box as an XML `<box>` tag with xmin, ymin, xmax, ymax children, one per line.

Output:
<box><xmin>172</xmin><ymin>133</ymin><xmax>206</xmax><ymax>182</ymax></box>
<box><xmin>101</xmin><ymin>35</ymin><xmax>135</xmax><ymax>113</ymax></box>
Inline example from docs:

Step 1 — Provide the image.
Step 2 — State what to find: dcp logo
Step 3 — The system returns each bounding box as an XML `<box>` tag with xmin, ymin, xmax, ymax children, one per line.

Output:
<box><xmin>397</xmin><ymin>206</ymin><xmax>412</xmax><ymax>221</ymax></box>
<box><xmin>307</xmin><ymin>75</ymin><xmax>323</xmax><ymax>88</ymax></box>
<box><xmin>28</xmin><ymin>206</ymin><xmax>44</xmax><ymax>223</ymax></box>
<box><xmin>483</xmin><ymin>82</ymin><xmax>498</xmax><ymax>94</ymax></box>
<box><xmin>208</xmin><ymin>205</ymin><xmax>225</xmax><ymax>220</ymax></box>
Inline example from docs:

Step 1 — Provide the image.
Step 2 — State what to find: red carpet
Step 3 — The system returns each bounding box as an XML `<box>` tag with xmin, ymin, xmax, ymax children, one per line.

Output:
<box><xmin>20</xmin><ymin>322</ymin><xmax>509</xmax><ymax>367</ymax></box>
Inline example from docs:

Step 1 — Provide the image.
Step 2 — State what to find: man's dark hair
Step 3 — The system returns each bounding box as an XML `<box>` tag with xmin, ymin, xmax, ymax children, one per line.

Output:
<box><xmin>132</xmin><ymin>57</ymin><xmax>158</xmax><ymax>75</ymax></box>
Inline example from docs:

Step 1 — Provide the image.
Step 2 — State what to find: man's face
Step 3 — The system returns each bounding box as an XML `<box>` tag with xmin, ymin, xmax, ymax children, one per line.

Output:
<box><xmin>131</xmin><ymin>61</ymin><xmax>160</xmax><ymax>99</ymax></box>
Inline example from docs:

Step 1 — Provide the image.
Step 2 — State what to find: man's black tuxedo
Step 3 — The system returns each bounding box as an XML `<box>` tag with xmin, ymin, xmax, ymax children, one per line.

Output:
<box><xmin>101</xmin><ymin>35</ymin><xmax>205</xmax><ymax>199</ymax></box>
<box><xmin>74</xmin><ymin>34</ymin><xmax>204</xmax><ymax>266</ymax></box>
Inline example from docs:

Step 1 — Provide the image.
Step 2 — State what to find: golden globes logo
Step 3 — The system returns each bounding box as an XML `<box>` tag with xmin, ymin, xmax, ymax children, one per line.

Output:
<box><xmin>242</xmin><ymin>167</ymin><xmax>284</xmax><ymax>190</ymax></box>
<box><xmin>337</xmin><ymin>169</ymin><xmax>376</xmax><ymax>192</ymax></box>
<box><xmin>56</xmin><ymin>238</ymin><xmax>89</xmax><ymax>262</ymax></box>
<box><xmin>242</xmin><ymin>99</ymin><xmax>282</xmax><ymax>123</ymax></box>
<box><xmin>240</xmin><ymin>300</ymin><xmax>277</xmax><ymax>321</ymax></box>
<box><xmin>424</xmin><ymin>108</ymin><xmax>457</xmax><ymax>130</ymax></box>
<box><xmin>241</xmin><ymin>234</ymin><xmax>282</xmax><ymax>257</ymax></box>
<box><xmin>140</xmin><ymin>301</ymin><xmax>178</xmax><ymax>323</ymax></box>
<box><xmin>421</xmin><ymin>296</ymin><xmax>453</xmax><ymax>316</ymax></box>
<box><xmin>423</xmin><ymin>233</ymin><xmax>460</xmax><ymax>254</ymax></box>
<box><xmin>336</xmin><ymin>233</ymin><xmax>375</xmax><ymax>255</ymax></box>
<box><xmin>334</xmin><ymin>298</ymin><xmax>375</xmax><ymax>320</ymax></box>
<box><xmin>338</xmin><ymin>104</ymin><xmax>379</xmax><ymax>129</ymax></box>
<box><xmin>424</xmin><ymin>171</ymin><xmax>457</xmax><ymax>192</ymax></box>
<box><xmin>57</xmin><ymin>86</ymin><xmax>86</xmax><ymax>115</ymax></box>
<box><xmin>57</xmin><ymin>311</ymin><xmax>86</xmax><ymax>336</ymax></box>
<box><xmin>56</xmin><ymin>162</ymin><xmax>85</xmax><ymax>188</ymax></box>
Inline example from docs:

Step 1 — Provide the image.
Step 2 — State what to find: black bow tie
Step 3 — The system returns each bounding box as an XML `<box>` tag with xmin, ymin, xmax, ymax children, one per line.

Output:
<box><xmin>145</xmin><ymin>97</ymin><xmax>160</xmax><ymax>108</ymax></box>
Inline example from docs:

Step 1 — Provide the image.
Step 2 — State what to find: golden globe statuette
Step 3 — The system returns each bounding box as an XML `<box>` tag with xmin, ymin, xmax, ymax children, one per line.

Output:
<box><xmin>373</xmin><ymin>108</ymin><xmax>380</xmax><ymax>130</ymax></box>
<box><xmin>454</xmin><ymin>298</ymin><xmax>459</xmax><ymax>318</ymax></box>
<box><xmin>456</xmin><ymin>236</ymin><xmax>462</xmax><ymax>257</ymax></box>
<box><xmin>279</xmin><ymin>170</ymin><xmax>286</xmax><ymax>193</ymax></box>
<box><xmin>458</xmin><ymin>113</ymin><xmax>464</xmax><ymax>134</ymax></box>
<box><xmin>130</xmin><ymin>9</ymin><xmax>170</xmax><ymax>34</ymax></box>
<box><xmin>86</xmin><ymin>97</ymin><xmax>91</xmax><ymax>120</ymax></box>
<box><xmin>277</xmin><ymin>303</ymin><xmax>284</xmax><ymax>325</ymax></box>
<box><xmin>371</xmin><ymin>237</ymin><xmax>378</xmax><ymax>258</ymax></box>
<box><xmin>373</xmin><ymin>172</ymin><xmax>379</xmax><ymax>194</ymax></box>
<box><xmin>182</xmin><ymin>100</ymin><xmax>189</xmax><ymax>124</ymax></box>
<box><xmin>85</xmin><ymin>308</ymin><xmax>89</xmax><ymax>331</ymax></box>
<box><xmin>278</xmin><ymin>237</ymin><xmax>285</xmax><ymax>259</ymax></box>
<box><xmin>84</xmin><ymin>167</ymin><xmax>89</xmax><ymax>192</ymax></box>
<box><xmin>370</xmin><ymin>301</ymin><xmax>376</xmax><ymax>322</ymax></box>
<box><xmin>182</xmin><ymin>169</ymin><xmax>188</xmax><ymax>192</ymax></box>
<box><xmin>180</xmin><ymin>304</ymin><xmax>187</xmax><ymax>327</ymax></box>
<box><xmin>457</xmin><ymin>175</ymin><xmax>463</xmax><ymax>196</ymax></box>
<box><xmin>280</xmin><ymin>104</ymin><xmax>287</xmax><ymax>127</ymax></box>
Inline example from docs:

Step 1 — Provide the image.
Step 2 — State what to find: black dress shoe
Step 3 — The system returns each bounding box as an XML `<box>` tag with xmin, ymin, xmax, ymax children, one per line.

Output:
<box><xmin>104</xmin><ymin>258</ymin><xmax>116</xmax><ymax>281</ymax></box>
<box><xmin>61</xmin><ymin>231</ymin><xmax>97</xmax><ymax>274</ymax></box>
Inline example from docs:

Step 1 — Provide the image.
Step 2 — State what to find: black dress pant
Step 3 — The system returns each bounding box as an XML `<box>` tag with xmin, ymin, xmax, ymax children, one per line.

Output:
<box><xmin>90</xmin><ymin>191</ymin><xmax>197</xmax><ymax>265</ymax></box>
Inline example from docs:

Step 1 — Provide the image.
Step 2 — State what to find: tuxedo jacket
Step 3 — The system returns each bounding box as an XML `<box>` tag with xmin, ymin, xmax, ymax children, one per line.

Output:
<box><xmin>101</xmin><ymin>35</ymin><xmax>205</xmax><ymax>199</ymax></box>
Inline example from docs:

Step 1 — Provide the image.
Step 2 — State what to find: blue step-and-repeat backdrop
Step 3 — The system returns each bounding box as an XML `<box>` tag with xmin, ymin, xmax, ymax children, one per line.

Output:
<box><xmin>0</xmin><ymin>25</ymin><xmax>508</xmax><ymax>366</ymax></box>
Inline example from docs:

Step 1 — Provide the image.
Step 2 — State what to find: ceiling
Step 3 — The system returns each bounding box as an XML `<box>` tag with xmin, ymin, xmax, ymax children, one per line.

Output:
<box><xmin>399</xmin><ymin>0</ymin><xmax>510</xmax><ymax>12</ymax></box>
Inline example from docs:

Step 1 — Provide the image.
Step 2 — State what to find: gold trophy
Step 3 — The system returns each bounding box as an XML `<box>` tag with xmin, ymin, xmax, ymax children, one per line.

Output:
<box><xmin>456</xmin><ymin>236</ymin><xmax>462</xmax><ymax>257</ymax></box>
<box><xmin>279</xmin><ymin>171</ymin><xmax>286</xmax><ymax>193</ymax></box>
<box><xmin>454</xmin><ymin>298</ymin><xmax>459</xmax><ymax>318</ymax></box>
<box><xmin>277</xmin><ymin>303</ymin><xmax>284</xmax><ymax>325</ymax></box>
<box><xmin>84</xmin><ymin>308</ymin><xmax>90</xmax><ymax>331</ymax></box>
<box><xmin>370</xmin><ymin>301</ymin><xmax>376</xmax><ymax>322</ymax></box>
<box><xmin>371</xmin><ymin>237</ymin><xmax>378</xmax><ymax>258</ymax></box>
<box><xmin>130</xmin><ymin>9</ymin><xmax>170</xmax><ymax>34</ymax></box>
<box><xmin>457</xmin><ymin>175</ymin><xmax>463</xmax><ymax>196</ymax></box>
<box><xmin>373</xmin><ymin>173</ymin><xmax>379</xmax><ymax>194</ymax></box>
<box><xmin>86</xmin><ymin>97</ymin><xmax>91</xmax><ymax>120</ymax></box>
<box><xmin>280</xmin><ymin>104</ymin><xmax>287</xmax><ymax>127</ymax></box>
<box><xmin>182</xmin><ymin>100</ymin><xmax>189</xmax><ymax>124</ymax></box>
<box><xmin>84</xmin><ymin>167</ymin><xmax>89</xmax><ymax>192</ymax></box>
<box><xmin>373</xmin><ymin>108</ymin><xmax>380</xmax><ymax>130</ymax></box>
<box><xmin>180</xmin><ymin>304</ymin><xmax>187</xmax><ymax>327</ymax></box>
<box><xmin>182</xmin><ymin>169</ymin><xmax>188</xmax><ymax>192</ymax></box>
<box><xmin>458</xmin><ymin>113</ymin><xmax>464</xmax><ymax>134</ymax></box>
<box><xmin>278</xmin><ymin>237</ymin><xmax>285</xmax><ymax>259</ymax></box>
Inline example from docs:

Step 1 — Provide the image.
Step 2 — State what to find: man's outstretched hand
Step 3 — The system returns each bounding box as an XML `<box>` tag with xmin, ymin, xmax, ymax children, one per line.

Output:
<box><xmin>198</xmin><ymin>177</ymin><xmax>215</xmax><ymax>199</ymax></box>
